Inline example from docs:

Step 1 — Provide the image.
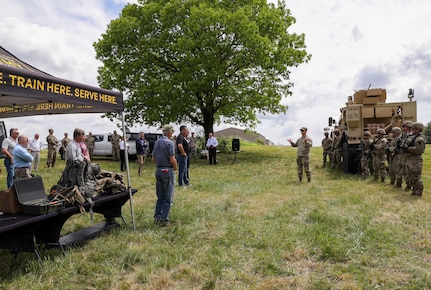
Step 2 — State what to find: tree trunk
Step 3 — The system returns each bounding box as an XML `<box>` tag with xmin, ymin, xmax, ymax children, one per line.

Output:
<box><xmin>202</xmin><ymin>112</ymin><xmax>215</xmax><ymax>143</ymax></box>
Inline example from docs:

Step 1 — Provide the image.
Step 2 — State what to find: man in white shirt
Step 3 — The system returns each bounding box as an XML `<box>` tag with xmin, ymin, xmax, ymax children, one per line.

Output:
<box><xmin>206</xmin><ymin>133</ymin><xmax>219</xmax><ymax>165</ymax></box>
<box><xmin>1</xmin><ymin>128</ymin><xmax>19</xmax><ymax>188</ymax></box>
<box><xmin>28</xmin><ymin>133</ymin><xmax>44</xmax><ymax>171</ymax></box>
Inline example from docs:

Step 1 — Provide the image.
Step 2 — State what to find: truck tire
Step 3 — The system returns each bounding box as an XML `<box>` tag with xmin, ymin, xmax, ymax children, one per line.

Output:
<box><xmin>342</xmin><ymin>143</ymin><xmax>360</xmax><ymax>174</ymax></box>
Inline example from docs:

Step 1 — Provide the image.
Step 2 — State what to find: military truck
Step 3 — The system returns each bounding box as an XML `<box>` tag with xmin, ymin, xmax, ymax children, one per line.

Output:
<box><xmin>329</xmin><ymin>88</ymin><xmax>417</xmax><ymax>173</ymax></box>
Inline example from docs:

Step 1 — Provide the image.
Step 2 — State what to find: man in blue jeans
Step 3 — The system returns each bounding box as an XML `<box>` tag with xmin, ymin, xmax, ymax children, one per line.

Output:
<box><xmin>176</xmin><ymin>125</ymin><xmax>190</xmax><ymax>186</ymax></box>
<box><xmin>1</xmin><ymin>128</ymin><xmax>19</xmax><ymax>188</ymax></box>
<box><xmin>152</xmin><ymin>125</ymin><xmax>177</xmax><ymax>227</ymax></box>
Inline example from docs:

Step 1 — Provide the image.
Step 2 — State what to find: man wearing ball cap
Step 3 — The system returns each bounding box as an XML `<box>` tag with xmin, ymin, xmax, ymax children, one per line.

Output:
<box><xmin>288</xmin><ymin>127</ymin><xmax>313</xmax><ymax>182</ymax></box>
<box><xmin>403</xmin><ymin>122</ymin><xmax>425</xmax><ymax>196</ymax></box>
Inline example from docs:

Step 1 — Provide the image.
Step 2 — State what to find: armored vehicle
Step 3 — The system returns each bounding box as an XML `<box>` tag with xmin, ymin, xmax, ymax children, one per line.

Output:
<box><xmin>329</xmin><ymin>88</ymin><xmax>417</xmax><ymax>173</ymax></box>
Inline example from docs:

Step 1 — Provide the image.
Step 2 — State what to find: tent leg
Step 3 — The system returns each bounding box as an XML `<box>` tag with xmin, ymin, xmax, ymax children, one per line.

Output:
<box><xmin>121</xmin><ymin>112</ymin><xmax>136</xmax><ymax>231</ymax></box>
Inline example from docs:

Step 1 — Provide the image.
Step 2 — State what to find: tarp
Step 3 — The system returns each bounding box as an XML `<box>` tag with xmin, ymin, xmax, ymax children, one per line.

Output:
<box><xmin>0</xmin><ymin>46</ymin><xmax>124</xmax><ymax>117</ymax></box>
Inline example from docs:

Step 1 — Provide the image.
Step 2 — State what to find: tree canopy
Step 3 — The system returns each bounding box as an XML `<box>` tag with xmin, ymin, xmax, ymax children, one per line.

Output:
<box><xmin>94</xmin><ymin>0</ymin><xmax>311</xmax><ymax>136</ymax></box>
<box><xmin>424</xmin><ymin>121</ymin><xmax>431</xmax><ymax>144</ymax></box>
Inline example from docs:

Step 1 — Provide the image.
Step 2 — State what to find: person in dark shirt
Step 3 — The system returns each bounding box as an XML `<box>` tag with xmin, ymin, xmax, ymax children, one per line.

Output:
<box><xmin>176</xmin><ymin>125</ymin><xmax>190</xmax><ymax>186</ymax></box>
<box><xmin>136</xmin><ymin>131</ymin><xmax>148</xmax><ymax>176</ymax></box>
<box><xmin>152</xmin><ymin>125</ymin><xmax>177</xmax><ymax>227</ymax></box>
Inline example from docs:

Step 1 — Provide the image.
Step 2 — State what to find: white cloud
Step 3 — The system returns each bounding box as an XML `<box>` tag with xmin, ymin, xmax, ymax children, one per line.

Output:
<box><xmin>1</xmin><ymin>0</ymin><xmax>430</xmax><ymax>145</ymax></box>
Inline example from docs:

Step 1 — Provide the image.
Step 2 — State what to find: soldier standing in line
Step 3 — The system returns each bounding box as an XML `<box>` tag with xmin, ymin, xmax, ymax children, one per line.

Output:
<box><xmin>386</xmin><ymin>127</ymin><xmax>402</xmax><ymax>185</ymax></box>
<box><xmin>288</xmin><ymin>126</ymin><xmax>313</xmax><ymax>182</ymax></box>
<box><xmin>371</xmin><ymin>128</ymin><xmax>387</xmax><ymax>183</ymax></box>
<box><xmin>402</xmin><ymin>122</ymin><xmax>426</xmax><ymax>197</ymax></box>
<box><xmin>360</xmin><ymin>131</ymin><xmax>373</xmax><ymax>179</ymax></box>
<box><xmin>398</xmin><ymin>120</ymin><xmax>413</xmax><ymax>190</ymax></box>
<box><xmin>85</xmin><ymin>132</ymin><xmax>95</xmax><ymax>160</ymax></box>
<box><xmin>46</xmin><ymin>128</ymin><xmax>59</xmax><ymax>168</ymax></box>
<box><xmin>331</xmin><ymin>129</ymin><xmax>342</xmax><ymax>169</ymax></box>
<box><xmin>111</xmin><ymin>130</ymin><xmax>121</xmax><ymax>161</ymax></box>
<box><xmin>321</xmin><ymin>131</ymin><xmax>332</xmax><ymax>167</ymax></box>
<box><xmin>61</xmin><ymin>132</ymin><xmax>72</xmax><ymax>160</ymax></box>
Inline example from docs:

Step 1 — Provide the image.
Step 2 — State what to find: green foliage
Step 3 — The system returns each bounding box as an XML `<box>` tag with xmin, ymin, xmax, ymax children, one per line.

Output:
<box><xmin>1</xmin><ymin>145</ymin><xmax>431</xmax><ymax>289</ymax></box>
<box><xmin>424</xmin><ymin>121</ymin><xmax>431</xmax><ymax>144</ymax></box>
<box><xmin>94</xmin><ymin>0</ymin><xmax>311</xmax><ymax>136</ymax></box>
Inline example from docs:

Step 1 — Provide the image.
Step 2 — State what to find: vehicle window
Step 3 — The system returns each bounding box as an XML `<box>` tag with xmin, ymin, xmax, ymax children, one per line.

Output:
<box><xmin>93</xmin><ymin>135</ymin><xmax>104</xmax><ymax>142</ymax></box>
<box><xmin>127</xmin><ymin>133</ymin><xmax>139</xmax><ymax>141</ymax></box>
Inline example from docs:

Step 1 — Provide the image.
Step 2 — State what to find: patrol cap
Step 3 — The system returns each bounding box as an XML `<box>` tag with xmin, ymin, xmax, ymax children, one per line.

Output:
<box><xmin>411</xmin><ymin>122</ymin><xmax>424</xmax><ymax>131</ymax></box>
<box><xmin>402</xmin><ymin>120</ymin><xmax>413</xmax><ymax>128</ymax></box>
<box><xmin>363</xmin><ymin>131</ymin><xmax>371</xmax><ymax>136</ymax></box>
<box><xmin>391</xmin><ymin>127</ymin><xmax>401</xmax><ymax>134</ymax></box>
<box><xmin>162</xmin><ymin>124</ymin><xmax>174</xmax><ymax>132</ymax></box>
<box><xmin>300</xmin><ymin>127</ymin><xmax>307</xmax><ymax>131</ymax></box>
<box><xmin>376</xmin><ymin>128</ymin><xmax>386</xmax><ymax>135</ymax></box>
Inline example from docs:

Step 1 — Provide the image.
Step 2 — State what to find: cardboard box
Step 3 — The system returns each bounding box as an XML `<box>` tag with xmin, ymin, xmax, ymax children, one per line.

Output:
<box><xmin>0</xmin><ymin>188</ymin><xmax>24</xmax><ymax>214</ymax></box>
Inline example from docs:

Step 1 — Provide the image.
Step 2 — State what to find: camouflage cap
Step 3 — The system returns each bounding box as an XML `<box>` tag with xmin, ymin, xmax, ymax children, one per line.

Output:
<box><xmin>363</xmin><ymin>131</ymin><xmax>371</xmax><ymax>136</ymax></box>
<box><xmin>162</xmin><ymin>124</ymin><xmax>174</xmax><ymax>132</ymax></box>
<box><xmin>300</xmin><ymin>127</ymin><xmax>307</xmax><ymax>131</ymax></box>
<box><xmin>391</xmin><ymin>127</ymin><xmax>401</xmax><ymax>134</ymax></box>
<box><xmin>333</xmin><ymin>129</ymin><xmax>339</xmax><ymax>134</ymax></box>
<box><xmin>411</xmin><ymin>122</ymin><xmax>424</xmax><ymax>131</ymax></box>
<box><xmin>376</xmin><ymin>128</ymin><xmax>386</xmax><ymax>135</ymax></box>
<box><xmin>401</xmin><ymin>120</ymin><xmax>413</xmax><ymax>128</ymax></box>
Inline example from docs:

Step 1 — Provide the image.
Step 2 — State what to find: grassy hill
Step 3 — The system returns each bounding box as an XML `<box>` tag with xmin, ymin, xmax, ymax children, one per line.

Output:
<box><xmin>1</xmin><ymin>144</ymin><xmax>430</xmax><ymax>289</ymax></box>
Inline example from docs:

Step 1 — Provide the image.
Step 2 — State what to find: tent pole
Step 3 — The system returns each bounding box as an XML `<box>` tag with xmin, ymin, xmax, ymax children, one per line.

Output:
<box><xmin>122</xmin><ymin>111</ymin><xmax>136</xmax><ymax>231</ymax></box>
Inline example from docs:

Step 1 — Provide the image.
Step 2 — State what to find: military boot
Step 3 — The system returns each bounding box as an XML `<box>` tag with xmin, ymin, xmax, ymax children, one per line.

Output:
<box><xmin>381</xmin><ymin>177</ymin><xmax>385</xmax><ymax>183</ymax></box>
<box><xmin>404</xmin><ymin>185</ymin><xmax>411</xmax><ymax>192</ymax></box>
<box><xmin>307</xmin><ymin>176</ymin><xmax>311</xmax><ymax>182</ymax></box>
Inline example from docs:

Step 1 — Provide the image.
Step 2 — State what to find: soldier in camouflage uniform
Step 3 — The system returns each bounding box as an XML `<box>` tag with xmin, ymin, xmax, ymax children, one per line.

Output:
<box><xmin>398</xmin><ymin>120</ymin><xmax>413</xmax><ymax>190</ymax></box>
<box><xmin>321</xmin><ymin>131</ymin><xmax>332</xmax><ymax>167</ymax></box>
<box><xmin>111</xmin><ymin>130</ymin><xmax>121</xmax><ymax>161</ymax></box>
<box><xmin>386</xmin><ymin>127</ymin><xmax>402</xmax><ymax>186</ymax></box>
<box><xmin>402</xmin><ymin>122</ymin><xmax>426</xmax><ymax>196</ymax></box>
<box><xmin>360</xmin><ymin>131</ymin><xmax>373</xmax><ymax>178</ymax></box>
<box><xmin>85</xmin><ymin>132</ymin><xmax>95</xmax><ymax>160</ymax></box>
<box><xmin>46</xmin><ymin>128</ymin><xmax>59</xmax><ymax>168</ymax></box>
<box><xmin>288</xmin><ymin>127</ymin><xmax>313</xmax><ymax>182</ymax></box>
<box><xmin>331</xmin><ymin>129</ymin><xmax>342</xmax><ymax>169</ymax></box>
<box><xmin>371</xmin><ymin>128</ymin><xmax>387</xmax><ymax>183</ymax></box>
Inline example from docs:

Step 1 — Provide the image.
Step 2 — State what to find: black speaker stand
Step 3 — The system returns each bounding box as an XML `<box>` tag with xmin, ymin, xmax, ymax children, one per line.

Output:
<box><xmin>232</xmin><ymin>151</ymin><xmax>240</xmax><ymax>164</ymax></box>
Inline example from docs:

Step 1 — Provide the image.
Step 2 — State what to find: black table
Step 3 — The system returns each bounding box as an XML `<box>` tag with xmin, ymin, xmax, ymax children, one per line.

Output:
<box><xmin>0</xmin><ymin>189</ymin><xmax>136</xmax><ymax>259</ymax></box>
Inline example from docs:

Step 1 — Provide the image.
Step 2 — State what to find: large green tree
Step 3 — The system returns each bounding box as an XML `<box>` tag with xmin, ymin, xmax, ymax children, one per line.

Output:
<box><xmin>94</xmin><ymin>0</ymin><xmax>311</xmax><ymax>137</ymax></box>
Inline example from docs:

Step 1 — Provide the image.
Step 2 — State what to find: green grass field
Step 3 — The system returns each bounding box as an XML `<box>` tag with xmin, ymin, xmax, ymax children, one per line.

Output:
<box><xmin>1</xmin><ymin>144</ymin><xmax>430</xmax><ymax>289</ymax></box>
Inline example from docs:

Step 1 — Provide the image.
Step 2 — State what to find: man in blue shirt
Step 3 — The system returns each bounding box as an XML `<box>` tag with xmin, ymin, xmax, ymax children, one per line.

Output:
<box><xmin>13</xmin><ymin>135</ymin><xmax>33</xmax><ymax>179</ymax></box>
<box><xmin>152</xmin><ymin>125</ymin><xmax>177</xmax><ymax>227</ymax></box>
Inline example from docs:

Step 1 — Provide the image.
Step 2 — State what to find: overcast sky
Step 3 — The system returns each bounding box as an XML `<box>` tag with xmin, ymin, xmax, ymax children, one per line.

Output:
<box><xmin>1</xmin><ymin>0</ymin><xmax>430</xmax><ymax>145</ymax></box>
